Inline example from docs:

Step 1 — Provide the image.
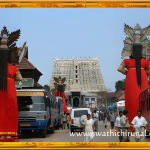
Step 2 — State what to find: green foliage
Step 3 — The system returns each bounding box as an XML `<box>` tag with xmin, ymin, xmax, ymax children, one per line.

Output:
<box><xmin>44</xmin><ymin>85</ymin><xmax>50</xmax><ymax>91</ymax></box>
<box><xmin>115</xmin><ymin>79</ymin><xmax>125</xmax><ymax>92</ymax></box>
<box><xmin>51</xmin><ymin>88</ymin><xmax>56</xmax><ymax>91</ymax></box>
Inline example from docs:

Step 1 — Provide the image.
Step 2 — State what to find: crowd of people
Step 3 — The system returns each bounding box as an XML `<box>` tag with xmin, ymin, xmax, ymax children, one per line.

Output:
<box><xmin>61</xmin><ymin>109</ymin><xmax>148</xmax><ymax>142</ymax></box>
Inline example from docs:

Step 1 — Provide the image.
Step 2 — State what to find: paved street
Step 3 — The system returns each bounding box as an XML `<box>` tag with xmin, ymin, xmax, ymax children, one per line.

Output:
<box><xmin>18</xmin><ymin>120</ymin><xmax>150</xmax><ymax>142</ymax></box>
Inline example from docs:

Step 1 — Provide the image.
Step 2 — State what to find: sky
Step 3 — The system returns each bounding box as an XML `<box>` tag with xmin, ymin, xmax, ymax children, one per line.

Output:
<box><xmin>1</xmin><ymin>8</ymin><xmax>150</xmax><ymax>92</ymax></box>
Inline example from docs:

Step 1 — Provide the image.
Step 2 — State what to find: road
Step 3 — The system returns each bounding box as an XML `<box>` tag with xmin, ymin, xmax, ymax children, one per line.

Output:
<box><xmin>18</xmin><ymin>120</ymin><xmax>150</xmax><ymax>142</ymax></box>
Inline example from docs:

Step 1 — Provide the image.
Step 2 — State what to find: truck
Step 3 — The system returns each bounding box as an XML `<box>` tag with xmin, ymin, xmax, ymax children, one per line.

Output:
<box><xmin>114</xmin><ymin>100</ymin><xmax>125</xmax><ymax>118</ymax></box>
<box><xmin>17</xmin><ymin>87</ymin><xmax>58</xmax><ymax>138</ymax></box>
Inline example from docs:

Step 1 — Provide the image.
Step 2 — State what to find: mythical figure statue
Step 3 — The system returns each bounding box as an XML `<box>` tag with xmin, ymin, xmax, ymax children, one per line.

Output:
<box><xmin>53</xmin><ymin>76</ymin><xmax>69</xmax><ymax>113</ymax></box>
<box><xmin>0</xmin><ymin>26</ymin><xmax>26</xmax><ymax>141</ymax></box>
<box><xmin>117</xmin><ymin>23</ymin><xmax>150</xmax><ymax>132</ymax></box>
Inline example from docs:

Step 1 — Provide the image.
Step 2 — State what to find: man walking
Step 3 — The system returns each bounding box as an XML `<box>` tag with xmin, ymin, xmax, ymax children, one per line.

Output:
<box><xmin>120</xmin><ymin>110</ymin><xmax>130</xmax><ymax>142</ymax></box>
<box><xmin>115</xmin><ymin>111</ymin><xmax>123</xmax><ymax>142</ymax></box>
<box><xmin>61</xmin><ymin>112</ymin><xmax>66</xmax><ymax>129</ymax></box>
<box><xmin>93</xmin><ymin>110</ymin><xmax>98</xmax><ymax>132</ymax></box>
<box><xmin>66</xmin><ymin>113</ymin><xmax>70</xmax><ymax>130</ymax></box>
<box><xmin>109</xmin><ymin>112</ymin><xmax>115</xmax><ymax>129</ymax></box>
<box><xmin>131</xmin><ymin>110</ymin><xmax>148</xmax><ymax>142</ymax></box>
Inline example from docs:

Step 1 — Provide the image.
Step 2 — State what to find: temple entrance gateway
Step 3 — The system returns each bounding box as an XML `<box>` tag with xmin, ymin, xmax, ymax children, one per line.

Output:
<box><xmin>73</xmin><ymin>97</ymin><xmax>79</xmax><ymax>107</ymax></box>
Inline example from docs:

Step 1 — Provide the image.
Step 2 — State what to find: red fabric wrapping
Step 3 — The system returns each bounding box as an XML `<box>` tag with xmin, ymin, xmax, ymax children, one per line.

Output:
<box><xmin>54</xmin><ymin>91</ymin><xmax>69</xmax><ymax>113</ymax></box>
<box><xmin>0</xmin><ymin>137</ymin><xmax>18</xmax><ymax>142</ymax></box>
<box><xmin>123</xmin><ymin>58</ymin><xmax>150</xmax><ymax>131</ymax></box>
<box><xmin>0</xmin><ymin>65</ymin><xmax>18</xmax><ymax>136</ymax></box>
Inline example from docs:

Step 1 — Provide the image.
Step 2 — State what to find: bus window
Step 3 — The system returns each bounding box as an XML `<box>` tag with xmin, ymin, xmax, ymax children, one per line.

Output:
<box><xmin>118</xmin><ymin>106</ymin><xmax>125</xmax><ymax>112</ymax></box>
<box><xmin>17</xmin><ymin>96</ymin><xmax>46</xmax><ymax>111</ymax></box>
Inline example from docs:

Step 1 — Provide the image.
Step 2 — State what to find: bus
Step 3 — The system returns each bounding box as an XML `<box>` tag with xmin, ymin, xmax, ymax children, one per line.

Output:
<box><xmin>139</xmin><ymin>87</ymin><xmax>150</xmax><ymax>135</ymax></box>
<box><xmin>56</xmin><ymin>96</ymin><xmax>64</xmax><ymax>129</ymax></box>
<box><xmin>114</xmin><ymin>100</ymin><xmax>125</xmax><ymax>118</ymax></box>
<box><xmin>17</xmin><ymin>87</ymin><xmax>58</xmax><ymax>138</ymax></box>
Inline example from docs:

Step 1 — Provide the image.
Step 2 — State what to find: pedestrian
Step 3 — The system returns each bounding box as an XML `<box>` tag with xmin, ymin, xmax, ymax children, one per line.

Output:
<box><xmin>66</xmin><ymin>113</ymin><xmax>70</xmax><ymax>130</ymax></box>
<box><xmin>104</xmin><ymin>112</ymin><xmax>108</xmax><ymax>128</ymax></box>
<box><xmin>115</xmin><ymin>111</ymin><xmax>123</xmax><ymax>142</ymax></box>
<box><xmin>99</xmin><ymin>112</ymin><xmax>100</xmax><ymax>121</ymax></box>
<box><xmin>100</xmin><ymin>114</ymin><xmax>102</xmax><ymax>121</ymax></box>
<box><xmin>61</xmin><ymin>112</ymin><xmax>66</xmax><ymax>129</ymax></box>
<box><xmin>131</xmin><ymin>110</ymin><xmax>148</xmax><ymax>142</ymax></box>
<box><xmin>120</xmin><ymin>110</ymin><xmax>130</xmax><ymax>142</ymax></box>
<box><xmin>109</xmin><ymin>112</ymin><xmax>115</xmax><ymax>129</ymax></box>
<box><xmin>83</xmin><ymin>114</ymin><xmax>95</xmax><ymax>142</ymax></box>
<box><xmin>103</xmin><ymin>111</ymin><xmax>105</xmax><ymax>124</ymax></box>
<box><xmin>92</xmin><ymin>110</ymin><xmax>98</xmax><ymax>132</ymax></box>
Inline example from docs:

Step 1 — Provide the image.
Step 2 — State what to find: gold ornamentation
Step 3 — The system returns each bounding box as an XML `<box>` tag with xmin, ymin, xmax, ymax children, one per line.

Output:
<box><xmin>0</xmin><ymin>142</ymin><xmax>150</xmax><ymax>149</ymax></box>
<box><xmin>0</xmin><ymin>2</ymin><xmax>149</xmax><ymax>8</ymax></box>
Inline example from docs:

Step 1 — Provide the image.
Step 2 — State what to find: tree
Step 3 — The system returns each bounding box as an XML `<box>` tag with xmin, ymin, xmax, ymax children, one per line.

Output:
<box><xmin>51</xmin><ymin>88</ymin><xmax>55</xmax><ymax>91</ymax></box>
<box><xmin>115</xmin><ymin>79</ymin><xmax>125</xmax><ymax>92</ymax></box>
<box><xmin>44</xmin><ymin>85</ymin><xmax>50</xmax><ymax>91</ymax></box>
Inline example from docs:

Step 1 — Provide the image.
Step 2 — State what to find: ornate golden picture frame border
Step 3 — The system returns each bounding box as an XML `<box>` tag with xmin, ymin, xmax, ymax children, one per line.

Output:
<box><xmin>1</xmin><ymin>142</ymin><xmax>150</xmax><ymax>149</ymax></box>
<box><xmin>0</xmin><ymin>0</ymin><xmax>150</xmax><ymax>8</ymax></box>
<box><xmin>0</xmin><ymin>0</ymin><xmax>150</xmax><ymax>149</ymax></box>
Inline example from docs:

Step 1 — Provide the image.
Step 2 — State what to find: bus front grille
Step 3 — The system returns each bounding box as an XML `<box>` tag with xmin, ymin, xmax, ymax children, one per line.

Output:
<box><xmin>18</xmin><ymin>117</ymin><xmax>36</xmax><ymax>122</ymax></box>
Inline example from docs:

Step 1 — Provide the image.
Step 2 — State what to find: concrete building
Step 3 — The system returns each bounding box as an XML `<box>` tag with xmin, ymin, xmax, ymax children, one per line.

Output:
<box><xmin>49</xmin><ymin>56</ymin><xmax>106</xmax><ymax>92</ymax></box>
<box><xmin>65</xmin><ymin>91</ymin><xmax>97</xmax><ymax>108</ymax></box>
<box><xmin>49</xmin><ymin>56</ymin><xmax>107</xmax><ymax>108</ymax></box>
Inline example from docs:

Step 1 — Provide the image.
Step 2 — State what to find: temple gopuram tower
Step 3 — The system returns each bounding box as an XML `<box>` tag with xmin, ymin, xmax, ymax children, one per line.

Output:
<box><xmin>49</xmin><ymin>56</ymin><xmax>106</xmax><ymax>92</ymax></box>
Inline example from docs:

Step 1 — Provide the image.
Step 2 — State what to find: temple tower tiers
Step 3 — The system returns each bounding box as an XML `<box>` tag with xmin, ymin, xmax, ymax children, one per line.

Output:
<box><xmin>49</xmin><ymin>56</ymin><xmax>106</xmax><ymax>92</ymax></box>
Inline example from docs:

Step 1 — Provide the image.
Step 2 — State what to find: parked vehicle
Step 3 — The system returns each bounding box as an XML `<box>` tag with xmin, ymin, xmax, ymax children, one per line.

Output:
<box><xmin>56</xmin><ymin>96</ymin><xmax>64</xmax><ymax>129</ymax></box>
<box><xmin>114</xmin><ymin>100</ymin><xmax>125</xmax><ymax>118</ymax></box>
<box><xmin>70</xmin><ymin>107</ymin><xmax>92</xmax><ymax>133</ymax></box>
<box><xmin>139</xmin><ymin>87</ymin><xmax>150</xmax><ymax>136</ymax></box>
<box><xmin>67</xmin><ymin>106</ymin><xmax>72</xmax><ymax>115</ymax></box>
<box><xmin>17</xmin><ymin>87</ymin><xmax>58</xmax><ymax>138</ymax></box>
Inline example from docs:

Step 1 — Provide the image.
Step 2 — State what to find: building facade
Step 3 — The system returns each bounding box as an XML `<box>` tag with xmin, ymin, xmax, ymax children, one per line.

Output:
<box><xmin>49</xmin><ymin>56</ymin><xmax>106</xmax><ymax>108</ymax></box>
<box><xmin>65</xmin><ymin>91</ymin><xmax>97</xmax><ymax>108</ymax></box>
<box><xmin>49</xmin><ymin>56</ymin><xmax>106</xmax><ymax>92</ymax></box>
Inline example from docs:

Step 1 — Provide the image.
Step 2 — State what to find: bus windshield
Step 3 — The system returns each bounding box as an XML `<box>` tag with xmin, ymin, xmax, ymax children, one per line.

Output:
<box><xmin>17</xmin><ymin>96</ymin><xmax>46</xmax><ymax>111</ymax></box>
<box><xmin>118</xmin><ymin>106</ymin><xmax>125</xmax><ymax>112</ymax></box>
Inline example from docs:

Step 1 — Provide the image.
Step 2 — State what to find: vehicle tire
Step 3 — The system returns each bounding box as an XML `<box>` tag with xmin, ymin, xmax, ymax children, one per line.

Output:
<box><xmin>56</xmin><ymin>123</ymin><xmax>60</xmax><ymax>130</ymax></box>
<box><xmin>146</xmin><ymin>132</ymin><xmax>150</xmax><ymax>137</ymax></box>
<box><xmin>47</xmin><ymin>129</ymin><xmax>51</xmax><ymax>134</ymax></box>
<box><xmin>50</xmin><ymin>126</ymin><xmax>55</xmax><ymax>134</ymax></box>
<box><xmin>41</xmin><ymin>127</ymin><xmax>47</xmax><ymax>138</ymax></box>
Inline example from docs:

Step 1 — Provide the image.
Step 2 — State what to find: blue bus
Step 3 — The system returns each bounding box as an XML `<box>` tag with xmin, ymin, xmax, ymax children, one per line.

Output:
<box><xmin>17</xmin><ymin>87</ymin><xmax>58</xmax><ymax>138</ymax></box>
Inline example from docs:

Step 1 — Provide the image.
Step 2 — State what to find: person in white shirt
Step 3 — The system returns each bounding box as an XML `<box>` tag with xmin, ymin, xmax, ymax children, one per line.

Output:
<box><xmin>120</xmin><ymin>110</ymin><xmax>130</xmax><ymax>142</ymax></box>
<box><xmin>131</xmin><ymin>110</ymin><xmax>148</xmax><ymax>142</ymax></box>
<box><xmin>61</xmin><ymin>112</ymin><xmax>66</xmax><ymax>129</ymax></box>
<box><xmin>115</xmin><ymin>111</ymin><xmax>123</xmax><ymax>142</ymax></box>
<box><xmin>83</xmin><ymin>114</ymin><xmax>95</xmax><ymax>142</ymax></box>
<box><xmin>92</xmin><ymin>110</ymin><xmax>98</xmax><ymax>132</ymax></box>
